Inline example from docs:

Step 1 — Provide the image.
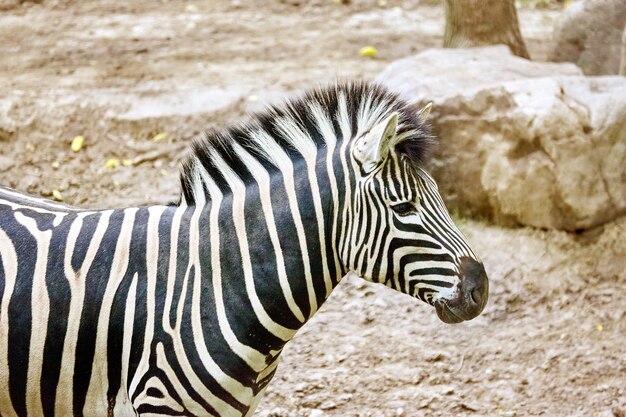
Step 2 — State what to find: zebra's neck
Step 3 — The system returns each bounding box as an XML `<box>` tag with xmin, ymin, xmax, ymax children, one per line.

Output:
<box><xmin>197</xmin><ymin>179</ymin><xmax>343</xmax><ymax>319</ymax></box>
<box><xmin>176</xmin><ymin>94</ymin><xmax>355</xmax><ymax>325</ymax></box>
<box><xmin>131</xmin><ymin>194</ymin><xmax>346</xmax><ymax>403</ymax></box>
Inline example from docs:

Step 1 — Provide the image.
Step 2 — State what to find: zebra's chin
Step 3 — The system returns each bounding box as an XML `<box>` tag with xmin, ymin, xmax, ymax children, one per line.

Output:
<box><xmin>433</xmin><ymin>300</ymin><xmax>466</xmax><ymax>324</ymax></box>
<box><xmin>433</xmin><ymin>290</ymin><xmax>488</xmax><ymax>324</ymax></box>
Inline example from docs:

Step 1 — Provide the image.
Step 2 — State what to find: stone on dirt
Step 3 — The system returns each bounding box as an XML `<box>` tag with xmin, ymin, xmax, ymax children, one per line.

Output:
<box><xmin>377</xmin><ymin>46</ymin><xmax>626</xmax><ymax>231</ymax></box>
<box><xmin>549</xmin><ymin>0</ymin><xmax>626</xmax><ymax>75</ymax></box>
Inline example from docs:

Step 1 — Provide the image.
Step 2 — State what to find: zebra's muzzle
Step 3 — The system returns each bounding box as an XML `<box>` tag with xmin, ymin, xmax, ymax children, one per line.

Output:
<box><xmin>434</xmin><ymin>257</ymin><xmax>489</xmax><ymax>324</ymax></box>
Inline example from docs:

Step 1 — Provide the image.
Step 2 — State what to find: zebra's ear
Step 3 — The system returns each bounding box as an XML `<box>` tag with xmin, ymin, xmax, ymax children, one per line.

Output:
<box><xmin>417</xmin><ymin>102</ymin><xmax>433</xmax><ymax>120</ymax></box>
<box><xmin>353</xmin><ymin>112</ymin><xmax>399</xmax><ymax>173</ymax></box>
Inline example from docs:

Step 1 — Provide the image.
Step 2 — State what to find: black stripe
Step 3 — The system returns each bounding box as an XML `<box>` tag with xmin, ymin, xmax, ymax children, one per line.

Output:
<box><xmin>195</xmin><ymin>206</ymin><xmax>260</xmax><ymax>391</ymax></box>
<box><xmin>179</xmin><ymin>265</ymin><xmax>248</xmax><ymax>413</ymax></box>
<box><xmin>219</xmin><ymin>199</ymin><xmax>285</xmax><ymax>355</ymax></box>
<box><xmin>70</xmin><ymin>212</ymin><xmax>100</xmax><ymax>271</ymax></box>
<box><xmin>73</xmin><ymin>210</ymin><xmax>124</xmax><ymax>416</ymax></box>
<box><xmin>5</xmin><ymin>208</ymin><xmax>36</xmax><ymax>417</ymax></box>
<box><xmin>270</xmin><ymin>178</ymin><xmax>311</xmax><ymax>319</ymax></box>
<box><xmin>409</xmin><ymin>267</ymin><xmax>456</xmax><ymax>277</ymax></box>
<box><xmin>408</xmin><ymin>280</ymin><xmax>454</xmax><ymax>297</ymax></box>
<box><xmin>245</xmin><ymin>185</ymin><xmax>302</xmax><ymax>329</ymax></box>
<box><xmin>41</xmin><ymin>212</ymin><xmax>77</xmax><ymax>417</ymax></box>
<box><xmin>416</xmin><ymin>287</ymin><xmax>434</xmax><ymax>303</ymax></box>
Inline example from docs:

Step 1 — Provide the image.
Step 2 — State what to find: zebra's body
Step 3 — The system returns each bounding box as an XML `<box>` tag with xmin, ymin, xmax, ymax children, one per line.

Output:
<box><xmin>0</xmin><ymin>82</ymin><xmax>488</xmax><ymax>417</ymax></box>
<box><xmin>0</xmin><ymin>190</ymin><xmax>280</xmax><ymax>416</ymax></box>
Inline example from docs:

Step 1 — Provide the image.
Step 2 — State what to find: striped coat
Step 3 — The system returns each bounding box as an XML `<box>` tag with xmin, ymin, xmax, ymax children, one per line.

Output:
<box><xmin>0</xmin><ymin>82</ymin><xmax>488</xmax><ymax>416</ymax></box>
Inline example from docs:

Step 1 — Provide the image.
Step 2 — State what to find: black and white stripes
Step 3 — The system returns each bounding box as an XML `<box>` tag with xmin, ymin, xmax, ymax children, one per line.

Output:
<box><xmin>0</xmin><ymin>81</ymin><xmax>488</xmax><ymax>417</ymax></box>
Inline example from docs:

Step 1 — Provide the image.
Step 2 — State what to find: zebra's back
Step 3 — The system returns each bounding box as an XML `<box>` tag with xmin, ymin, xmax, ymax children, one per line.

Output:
<box><xmin>1</xmin><ymin>188</ymin><xmax>143</xmax><ymax>416</ymax></box>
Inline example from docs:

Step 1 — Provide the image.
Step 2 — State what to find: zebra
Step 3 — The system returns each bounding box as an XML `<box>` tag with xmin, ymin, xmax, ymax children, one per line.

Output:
<box><xmin>0</xmin><ymin>81</ymin><xmax>488</xmax><ymax>417</ymax></box>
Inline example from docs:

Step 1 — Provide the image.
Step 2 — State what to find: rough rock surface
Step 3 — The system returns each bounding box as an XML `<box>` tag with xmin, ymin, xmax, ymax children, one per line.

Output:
<box><xmin>377</xmin><ymin>46</ymin><xmax>626</xmax><ymax>231</ymax></box>
<box><xmin>549</xmin><ymin>0</ymin><xmax>626</xmax><ymax>75</ymax></box>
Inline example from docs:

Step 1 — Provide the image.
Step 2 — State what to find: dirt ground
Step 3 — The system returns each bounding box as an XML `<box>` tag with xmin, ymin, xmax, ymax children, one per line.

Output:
<box><xmin>0</xmin><ymin>1</ymin><xmax>625</xmax><ymax>416</ymax></box>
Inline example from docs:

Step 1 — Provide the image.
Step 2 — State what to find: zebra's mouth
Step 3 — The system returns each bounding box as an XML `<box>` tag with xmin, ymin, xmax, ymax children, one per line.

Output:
<box><xmin>433</xmin><ymin>257</ymin><xmax>489</xmax><ymax>324</ymax></box>
<box><xmin>434</xmin><ymin>300</ymin><xmax>465</xmax><ymax>324</ymax></box>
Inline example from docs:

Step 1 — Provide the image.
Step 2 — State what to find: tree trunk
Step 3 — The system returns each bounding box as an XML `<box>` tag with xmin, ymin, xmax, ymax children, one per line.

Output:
<box><xmin>444</xmin><ymin>0</ymin><xmax>530</xmax><ymax>59</ymax></box>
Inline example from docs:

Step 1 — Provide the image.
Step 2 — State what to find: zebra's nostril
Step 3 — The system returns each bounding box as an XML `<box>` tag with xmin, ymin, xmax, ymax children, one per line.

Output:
<box><xmin>471</xmin><ymin>287</ymin><xmax>482</xmax><ymax>305</ymax></box>
<box><xmin>458</xmin><ymin>256</ymin><xmax>489</xmax><ymax>310</ymax></box>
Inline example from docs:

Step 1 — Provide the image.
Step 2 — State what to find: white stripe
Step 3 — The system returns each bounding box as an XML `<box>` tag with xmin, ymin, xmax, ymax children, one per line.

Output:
<box><xmin>154</xmin><ymin>342</ymin><xmax>206</xmax><ymax>416</ymax></box>
<box><xmin>275</xmin><ymin>117</ymin><xmax>335</xmax><ymax>307</ymax></box>
<box><xmin>114</xmin><ymin>272</ymin><xmax>140</xmax><ymax>417</ymax></box>
<box><xmin>208</xmin><ymin>149</ymin><xmax>297</xmax><ymax>339</ymax></box>
<box><xmin>232</xmin><ymin>141</ymin><xmax>306</xmax><ymax>323</ymax></box>
<box><xmin>85</xmin><ymin>208</ymin><xmax>137</xmax><ymax>415</ymax></box>
<box><xmin>129</xmin><ymin>207</ymin><xmax>165</xmax><ymax>398</ymax></box>
<box><xmin>134</xmin><ymin>376</ymin><xmax>184</xmax><ymax>413</ymax></box>
<box><xmin>190</xmin><ymin>157</ymin><xmax>208</xmax><ymax>205</ymax></box>
<box><xmin>309</xmin><ymin>101</ymin><xmax>344</xmax><ymax>289</ymax></box>
<box><xmin>0</xmin><ymin>228</ymin><xmax>19</xmax><ymax>417</ymax></box>
<box><xmin>187</xmin><ymin>203</ymin><xmax>255</xmax><ymax>405</ymax></box>
<box><xmin>357</xmin><ymin>93</ymin><xmax>391</xmax><ymax>136</ymax></box>
<box><xmin>336</xmin><ymin>92</ymin><xmax>356</xmax><ymax>265</ymax></box>
<box><xmin>0</xmin><ymin>187</ymin><xmax>76</xmax><ymax>213</ymax></box>
<box><xmin>14</xmin><ymin>211</ymin><xmax>52</xmax><ymax>417</ymax></box>
<box><xmin>366</xmin><ymin>178</ymin><xmax>386</xmax><ymax>279</ymax></box>
<box><xmin>55</xmin><ymin>211</ymin><xmax>112</xmax><ymax>416</ymax></box>
<box><xmin>200</xmin><ymin>161</ymin><xmax>284</xmax><ymax>373</ymax></box>
<box><xmin>162</xmin><ymin>206</ymin><xmax>186</xmax><ymax>336</ymax></box>
<box><xmin>168</xmin><ymin>251</ymin><xmax>240</xmax><ymax>417</ymax></box>
<box><xmin>248</xmin><ymin>130</ymin><xmax>319</xmax><ymax>318</ymax></box>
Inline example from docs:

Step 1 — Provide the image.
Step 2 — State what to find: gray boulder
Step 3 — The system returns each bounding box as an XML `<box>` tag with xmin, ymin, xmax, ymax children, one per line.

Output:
<box><xmin>377</xmin><ymin>46</ymin><xmax>626</xmax><ymax>231</ymax></box>
<box><xmin>549</xmin><ymin>0</ymin><xmax>626</xmax><ymax>75</ymax></box>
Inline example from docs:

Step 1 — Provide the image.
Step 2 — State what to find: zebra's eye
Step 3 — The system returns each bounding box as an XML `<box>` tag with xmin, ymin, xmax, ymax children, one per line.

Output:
<box><xmin>390</xmin><ymin>202</ymin><xmax>416</xmax><ymax>216</ymax></box>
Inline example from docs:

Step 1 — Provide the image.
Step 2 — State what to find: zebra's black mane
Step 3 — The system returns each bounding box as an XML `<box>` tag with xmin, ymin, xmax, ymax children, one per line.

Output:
<box><xmin>178</xmin><ymin>81</ymin><xmax>433</xmax><ymax>205</ymax></box>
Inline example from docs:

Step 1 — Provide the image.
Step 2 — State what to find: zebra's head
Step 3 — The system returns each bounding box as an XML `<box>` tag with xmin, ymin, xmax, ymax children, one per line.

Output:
<box><xmin>343</xmin><ymin>103</ymin><xmax>488</xmax><ymax>324</ymax></box>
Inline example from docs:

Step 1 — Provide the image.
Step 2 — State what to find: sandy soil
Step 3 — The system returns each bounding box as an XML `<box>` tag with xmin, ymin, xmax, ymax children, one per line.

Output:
<box><xmin>0</xmin><ymin>1</ymin><xmax>624</xmax><ymax>416</ymax></box>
